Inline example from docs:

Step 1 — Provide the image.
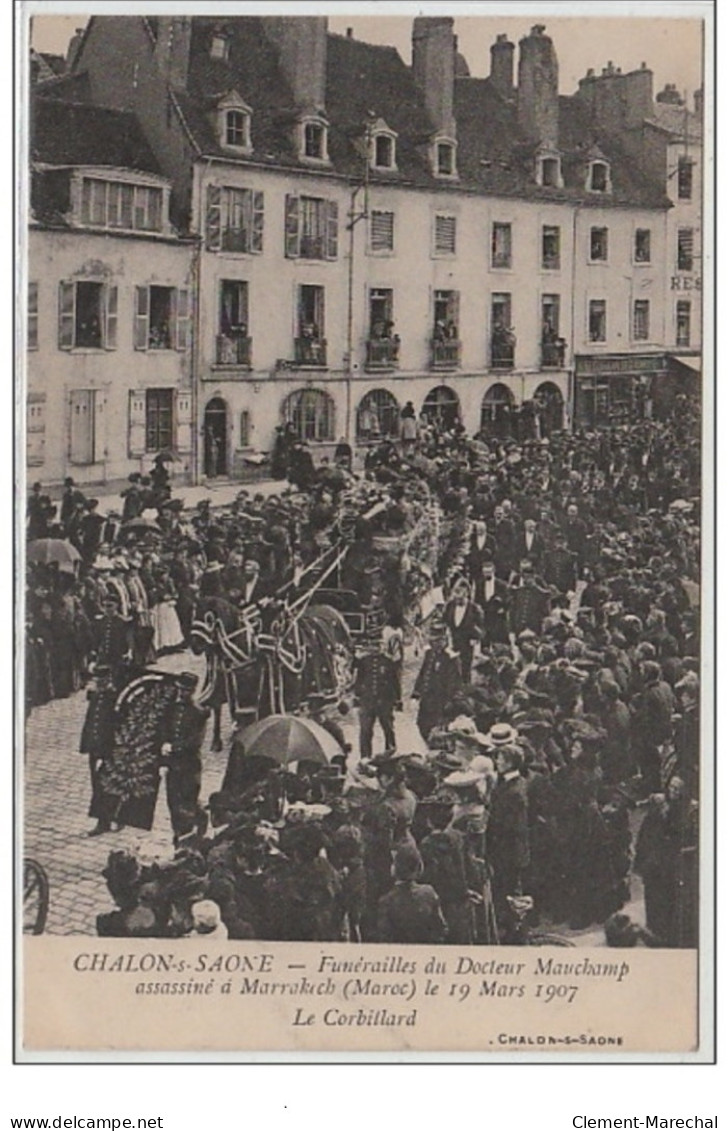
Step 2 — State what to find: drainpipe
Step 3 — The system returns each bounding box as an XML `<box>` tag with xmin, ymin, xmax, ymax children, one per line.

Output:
<box><xmin>344</xmin><ymin>119</ymin><xmax>372</xmax><ymax>446</ymax></box>
<box><xmin>190</xmin><ymin>231</ymin><xmax>202</xmax><ymax>485</ymax></box>
<box><xmin>569</xmin><ymin>202</ymin><xmax>581</xmax><ymax>429</ymax></box>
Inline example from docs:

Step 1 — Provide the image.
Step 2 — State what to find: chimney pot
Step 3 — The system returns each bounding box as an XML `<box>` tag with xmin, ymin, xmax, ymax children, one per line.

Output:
<box><xmin>490</xmin><ymin>33</ymin><xmax>515</xmax><ymax>97</ymax></box>
<box><xmin>346</xmin><ymin>27</ymin><xmax>353</xmax><ymax>38</ymax></box>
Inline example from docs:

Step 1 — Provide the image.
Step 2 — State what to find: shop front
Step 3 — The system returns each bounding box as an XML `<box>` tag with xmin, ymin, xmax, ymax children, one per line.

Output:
<box><xmin>573</xmin><ymin>354</ymin><xmax>669</xmax><ymax>429</ymax></box>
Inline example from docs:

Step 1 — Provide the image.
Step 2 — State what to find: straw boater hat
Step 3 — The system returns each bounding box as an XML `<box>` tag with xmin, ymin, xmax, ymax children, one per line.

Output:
<box><xmin>446</xmin><ymin>716</ymin><xmax>491</xmax><ymax>747</ymax></box>
<box><xmin>484</xmin><ymin>722</ymin><xmax>520</xmax><ymax>748</ymax></box>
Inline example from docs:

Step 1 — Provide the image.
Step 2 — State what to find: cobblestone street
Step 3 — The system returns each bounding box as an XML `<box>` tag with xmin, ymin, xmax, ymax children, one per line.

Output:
<box><xmin>24</xmin><ymin>641</ymin><xmax>642</xmax><ymax>941</ymax></box>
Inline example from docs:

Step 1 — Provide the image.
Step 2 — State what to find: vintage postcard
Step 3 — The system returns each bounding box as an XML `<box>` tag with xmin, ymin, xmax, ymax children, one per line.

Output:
<box><xmin>16</xmin><ymin>0</ymin><xmax>714</xmax><ymax>1062</ymax></box>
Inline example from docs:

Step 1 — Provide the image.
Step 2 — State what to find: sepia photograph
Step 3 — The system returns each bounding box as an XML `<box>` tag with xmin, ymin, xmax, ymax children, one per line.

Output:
<box><xmin>17</xmin><ymin>1</ymin><xmax>712</xmax><ymax>1059</ymax></box>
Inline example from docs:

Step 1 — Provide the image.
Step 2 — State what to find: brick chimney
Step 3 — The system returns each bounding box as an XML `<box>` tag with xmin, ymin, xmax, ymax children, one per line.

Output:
<box><xmin>517</xmin><ymin>25</ymin><xmax>558</xmax><ymax>147</ymax></box>
<box><xmin>154</xmin><ymin>18</ymin><xmax>192</xmax><ymax>89</ymax></box>
<box><xmin>264</xmin><ymin>17</ymin><xmax>328</xmax><ymax>113</ymax></box>
<box><xmin>490</xmin><ymin>33</ymin><xmax>514</xmax><ymax>98</ymax></box>
<box><xmin>412</xmin><ymin>16</ymin><xmax>456</xmax><ymax>136</ymax></box>
<box><xmin>575</xmin><ymin>61</ymin><xmax>653</xmax><ymax>131</ymax></box>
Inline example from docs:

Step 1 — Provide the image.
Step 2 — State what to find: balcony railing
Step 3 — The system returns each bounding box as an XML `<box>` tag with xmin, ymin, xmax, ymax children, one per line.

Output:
<box><xmin>430</xmin><ymin>338</ymin><xmax>461</xmax><ymax>370</ymax></box>
<box><xmin>215</xmin><ymin>334</ymin><xmax>252</xmax><ymax>367</ymax></box>
<box><xmin>541</xmin><ymin>340</ymin><xmax>566</xmax><ymax>369</ymax></box>
<box><xmin>366</xmin><ymin>338</ymin><xmax>400</xmax><ymax>371</ymax></box>
<box><xmin>294</xmin><ymin>337</ymin><xmax>327</xmax><ymax>367</ymax></box>
<box><xmin>490</xmin><ymin>345</ymin><xmax>515</xmax><ymax>369</ymax></box>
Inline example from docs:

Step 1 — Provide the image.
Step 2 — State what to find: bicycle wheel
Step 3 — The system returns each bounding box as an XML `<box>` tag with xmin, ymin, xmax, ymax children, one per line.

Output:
<box><xmin>526</xmin><ymin>931</ymin><xmax>575</xmax><ymax>947</ymax></box>
<box><xmin>23</xmin><ymin>858</ymin><xmax>50</xmax><ymax>935</ymax></box>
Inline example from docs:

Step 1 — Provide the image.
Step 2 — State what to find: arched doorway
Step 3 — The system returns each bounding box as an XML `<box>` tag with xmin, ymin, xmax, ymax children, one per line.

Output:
<box><xmin>534</xmin><ymin>381</ymin><xmax>565</xmax><ymax>436</ymax></box>
<box><xmin>204</xmin><ymin>396</ymin><xmax>228</xmax><ymax>478</ymax></box>
<box><xmin>480</xmin><ymin>383</ymin><xmax>515</xmax><ymax>438</ymax></box>
<box><xmin>422</xmin><ymin>385</ymin><xmax>461</xmax><ymax>430</ymax></box>
<box><xmin>357</xmin><ymin>389</ymin><xmax>400</xmax><ymax>442</ymax></box>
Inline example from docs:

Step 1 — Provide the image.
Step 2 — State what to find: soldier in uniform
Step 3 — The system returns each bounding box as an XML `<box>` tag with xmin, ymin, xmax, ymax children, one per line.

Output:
<box><xmin>160</xmin><ymin>672</ymin><xmax>210</xmax><ymax>845</ymax></box>
<box><xmin>92</xmin><ymin>591</ymin><xmax>132</xmax><ymax>689</ymax></box>
<box><xmin>79</xmin><ymin>664</ymin><xmax>120</xmax><ymax>836</ymax></box>
<box><xmin>509</xmin><ymin>560</ymin><xmax>551</xmax><ymax>637</ymax></box>
<box><xmin>411</xmin><ymin>618</ymin><xmax>463</xmax><ymax>744</ymax></box>
<box><xmin>354</xmin><ymin>638</ymin><xmax>398</xmax><ymax>760</ymax></box>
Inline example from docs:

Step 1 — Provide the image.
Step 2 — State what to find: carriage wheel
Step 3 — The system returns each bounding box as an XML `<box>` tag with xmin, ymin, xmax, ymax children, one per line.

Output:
<box><xmin>23</xmin><ymin>858</ymin><xmax>49</xmax><ymax>935</ymax></box>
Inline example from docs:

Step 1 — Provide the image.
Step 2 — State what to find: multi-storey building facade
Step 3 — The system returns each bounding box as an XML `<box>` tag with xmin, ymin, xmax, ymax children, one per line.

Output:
<box><xmin>27</xmin><ymin>99</ymin><xmax>195</xmax><ymax>485</ymax></box>
<box><xmin>28</xmin><ymin>15</ymin><xmax>702</xmax><ymax>484</ymax></box>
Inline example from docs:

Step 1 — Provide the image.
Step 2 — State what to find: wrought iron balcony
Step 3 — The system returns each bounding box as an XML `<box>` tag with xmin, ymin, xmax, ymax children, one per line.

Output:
<box><xmin>294</xmin><ymin>337</ymin><xmax>327</xmax><ymax>367</ymax></box>
<box><xmin>365</xmin><ymin>338</ymin><xmax>400</xmax><ymax>371</ymax></box>
<box><xmin>215</xmin><ymin>334</ymin><xmax>252</xmax><ymax>367</ymax></box>
<box><xmin>430</xmin><ymin>338</ymin><xmax>461</xmax><ymax>370</ymax></box>
<box><xmin>490</xmin><ymin>343</ymin><xmax>515</xmax><ymax>370</ymax></box>
<box><xmin>541</xmin><ymin>340</ymin><xmax>566</xmax><ymax>369</ymax></box>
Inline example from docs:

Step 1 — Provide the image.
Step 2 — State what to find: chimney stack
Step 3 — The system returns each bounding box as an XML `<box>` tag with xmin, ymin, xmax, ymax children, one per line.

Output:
<box><xmin>264</xmin><ymin>16</ymin><xmax>328</xmax><ymax>114</ymax></box>
<box><xmin>490</xmin><ymin>33</ymin><xmax>514</xmax><ymax>98</ymax></box>
<box><xmin>66</xmin><ymin>27</ymin><xmax>86</xmax><ymax>71</ymax></box>
<box><xmin>154</xmin><ymin>18</ymin><xmax>192</xmax><ymax>89</ymax></box>
<box><xmin>412</xmin><ymin>16</ymin><xmax>456</xmax><ymax>136</ymax></box>
<box><xmin>517</xmin><ymin>25</ymin><xmax>559</xmax><ymax>148</ymax></box>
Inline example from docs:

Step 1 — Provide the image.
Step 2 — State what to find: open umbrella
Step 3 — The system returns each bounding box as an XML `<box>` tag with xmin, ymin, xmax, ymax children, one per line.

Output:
<box><xmin>122</xmin><ymin>517</ymin><xmax>162</xmax><ymax>533</ymax></box>
<box><xmin>236</xmin><ymin>714</ymin><xmax>343</xmax><ymax>767</ymax></box>
<box><xmin>27</xmin><ymin>538</ymin><xmax>81</xmax><ymax>571</ymax></box>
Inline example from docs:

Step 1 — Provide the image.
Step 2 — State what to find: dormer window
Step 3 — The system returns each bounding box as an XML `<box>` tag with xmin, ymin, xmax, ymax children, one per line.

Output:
<box><xmin>215</xmin><ymin>92</ymin><xmax>253</xmax><ymax>154</ymax></box>
<box><xmin>298</xmin><ymin>115</ymin><xmax>329</xmax><ymax>164</ymax></box>
<box><xmin>436</xmin><ymin>141</ymin><xmax>456</xmax><ymax>177</ymax></box>
<box><xmin>587</xmin><ymin>160</ymin><xmax>611</xmax><ymax>193</ymax></box>
<box><xmin>210</xmin><ymin>31</ymin><xmax>230</xmax><ymax>61</ymax></box>
<box><xmin>539</xmin><ymin>156</ymin><xmax>562</xmax><ymax>188</ymax></box>
<box><xmin>226</xmin><ymin>110</ymin><xmax>249</xmax><ymax>149</ymax></box>
<box><xmin>368</xmin><ymin>121</ymin><xmax>398</xmax><ymax>172</ymax></box>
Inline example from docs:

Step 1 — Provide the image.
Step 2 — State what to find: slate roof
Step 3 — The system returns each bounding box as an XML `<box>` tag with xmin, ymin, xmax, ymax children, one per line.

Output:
<box><xmin>31</xmin><ymin>97</ymin><xmax>162</xmax><ymax>175</ymax></box>
<box><xmin>169</xmin><ymin>18</ymin><xmax>671</xmax><ymax>209</ymax></box>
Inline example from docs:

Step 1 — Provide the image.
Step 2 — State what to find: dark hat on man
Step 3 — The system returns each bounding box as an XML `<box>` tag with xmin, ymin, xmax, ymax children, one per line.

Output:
<box><xmin>175</xmin><ymin>671</ymin><xmax>199</xmax><ymax>690</ymax></box>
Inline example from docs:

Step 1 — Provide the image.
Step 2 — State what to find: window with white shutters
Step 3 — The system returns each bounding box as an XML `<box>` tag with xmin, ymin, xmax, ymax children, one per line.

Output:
<box><xmin>134</xmin><ymin>286</ymin><xmax>189</xmax><ymax>351</ymax></box>
<box><xmin>27</xmin><ymin>393</ymin><xmax>46</xmax><ymax>467</ymax></box>
<box><xmin>284</xmin><ymin>195</ymin><xmax>338</xmax><ymax>260</ymax></box>
<box><xmin>369</xmin><ymin>210</ymin><xmax>394</xmax><ymax>253</ymax></box>
<box><xmin>205</xmin><ymin>185</ymin><xmax>264</xmax><ymax>253</ymax></box>
<box><xmin>433</xmin><ymin>214</ymin><xmax>456</xmax><ymax>256</ymax></box>
<box><xmin>58</xmin><ymin>281</ymin><xmax>118</xmax><ymax>350</ymax></box>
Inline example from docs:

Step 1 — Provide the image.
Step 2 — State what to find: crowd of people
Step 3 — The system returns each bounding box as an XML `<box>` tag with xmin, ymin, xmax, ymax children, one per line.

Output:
<box><xmin>31</xmin><ymin>393</ymin><xmax>702</xmax><ymax>949</ymax></box>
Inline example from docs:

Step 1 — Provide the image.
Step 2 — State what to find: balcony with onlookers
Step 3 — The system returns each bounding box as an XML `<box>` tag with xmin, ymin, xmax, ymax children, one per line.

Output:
<box><xmin>215</xmin><ymin>333</ymin><xmax>252</xmax><ymax>368</ymax></box>
<box><xmin>294</xmin><ymin>333</ymin><xmax>327</xmax><ymax>368</ymax></box>
<box><xmin>430</xmin><ymin>320</ymin><xmax>460</xmax><ymax>370</ymax></box>
<box><xmin>365</xmin><ymin>335</ymin><xmax>400</xmax><ymax>372</ymax></box>
<box><xmin>490</xmin><ymin>325</ymin><xmax>516</xmax><ymax>370</ymax></box>
<box><xmin>541</xmin><ymin>337</ymin><xmax>566</xmax><ymax>369</ymax></box>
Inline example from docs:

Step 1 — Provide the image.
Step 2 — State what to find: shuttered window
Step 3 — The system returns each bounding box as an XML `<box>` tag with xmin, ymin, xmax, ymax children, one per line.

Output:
<box><xmin>134</xmin><ymin>286</ymin><xmax>189</xmax><ymax>351</ymax></box>
<box><xmin>205</xmin><ymin>185</ymin><xmax>264</xmax><ymax>253</ymax></box>
<box><xmin>434</xmin><ymin>214</ymin><xmax>456</xmax><ymax>255</ymax></box>
<box><xmin>145</xmin><ymin>388</ymin><xmax>174</xmax><ymax>452</ymax></box>
<box><xmin>28</xmin><ymin>282</ymin><xmax>38</xmax><ymax>349</ymax></box>
<box><xmin>677</xmin><ymin>228</ymin><xmax>694</xmax><ymax>271</ymax></box>
<box><xmin>369</xmin><ymin>210</ymin><xmax>394</xmax><ymax>252</ymax></box>
<box><xmin>27</xmin><ymin>393</ymin><xmax>46</xmax><ymax>467</ymax></box>
<box><xmin>58</xmin><ymin>281</ymin><xmax>118</xmax><ymax>350</ymax></box>
<box><xmin>284</xmin><ymin>195</ymin><xmax>338</xmax><ymax>260</ymax></box>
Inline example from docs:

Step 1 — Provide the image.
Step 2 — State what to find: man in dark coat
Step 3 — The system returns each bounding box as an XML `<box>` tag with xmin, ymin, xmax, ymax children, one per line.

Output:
<box><xmin>443</xmin><ymin>585</ymin><xmax>483</xmax><ymax>684</ymax></box>
<box><xmin>473</xmin><ymin>560</ymin><xmax>510</xmax><ymax>646</ymax></box>
<box><xmin>420</xmin><ymin>792</ymin><xmax>474</xmax><ymax>944</ymax></box>
<box><xmin>491</xmin><ymin>504</ymin><xmax>517</xmax><ymax>580</ymax></box>
<box><xmin>562</xmin><ymin>503</ymin><xmax>589</xmax><ymax>571</ymax></box>
<box><xmin>160</xmin><ymin>672</ymin><xmax>210</xmax><ymax>844</ymax></box>
<box><xmin>487</xmin><ymin>744</ymin><xmax>530</xmax><ymax>942</ymax></box>
<box><xmin>411</xmin><ymin>626</ymin><xmax>463</xmax><ymax>743</ymax></box>
<box><xmin>509</xmin><ymin>561</ymin><xmax>551</xmax><ymax>636</ymax></box>
<box><xmin>467</xmin><ymin>521</ymin><xmax>496</xmax><ymax>584</ymax></box>
<box><xmin>354</xmin><ymin>644</ymin><xmax>398</xmax><ymax>760</ymax></box>
<box><xmin>513</xmin><ymin>517</ymin><xmax>546</xmax><ymax>572</ymax></box>
<box><xmin>542</xmin><ymin>533</ymin><xmax>578</xmax><ymax>595</ymax></box>
<box><xmin>631</xmin><ymin>659</ymin><xmax>675</xmax><ymax>793</ymax></box>
<box><xmin>377</xmin><ymin>843</ymin><xmax>447</xmax><ymax>944</ymax></box>
<box><xmin>121</xmin><ymin>474</ymin><xmax>144</xmax><ymax>522</ymax></box>
<box><xmin>79</xmin><ymin>665</ymin><xmax>119</xmax><ymax>836</ymax></box>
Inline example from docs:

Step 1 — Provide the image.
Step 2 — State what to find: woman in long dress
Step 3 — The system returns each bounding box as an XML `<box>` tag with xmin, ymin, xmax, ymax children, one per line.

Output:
<box><xmin>150</xmin><ymin>567</ymin><xmax>185</xmax><ymax>655</ymax></box>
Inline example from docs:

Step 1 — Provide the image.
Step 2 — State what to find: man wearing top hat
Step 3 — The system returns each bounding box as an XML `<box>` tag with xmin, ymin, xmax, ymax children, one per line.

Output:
<box><xmin>160</xmin><ymin>672</ymin><xmax>210</xmax><ymax>844</ymax></box>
